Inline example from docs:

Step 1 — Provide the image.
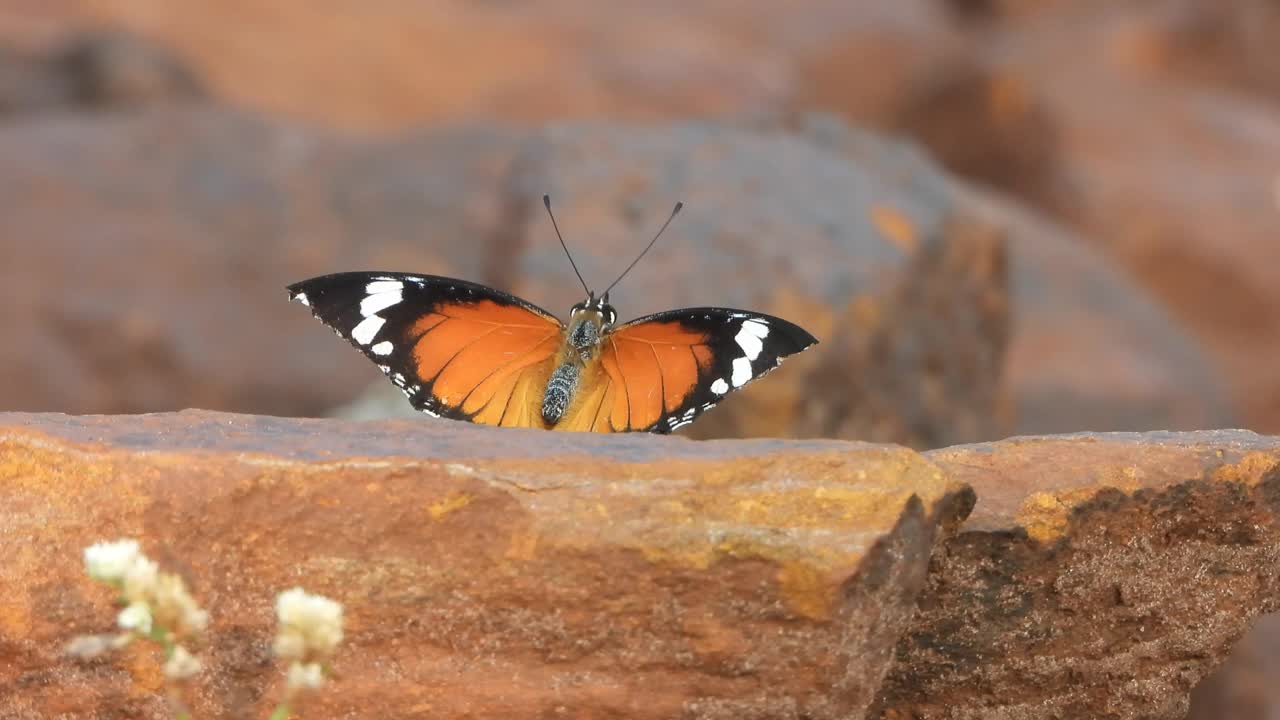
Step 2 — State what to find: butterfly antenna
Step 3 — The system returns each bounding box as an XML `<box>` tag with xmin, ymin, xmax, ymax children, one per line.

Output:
<box><xmin>543</xmin><ymin>194</ymin><xmax>592</xmax><ymax>297</ymax></box>
<box><xmin>603</xmin><ymin>201</ymin><xmax>683</xmax><ymax>297</ymax></box>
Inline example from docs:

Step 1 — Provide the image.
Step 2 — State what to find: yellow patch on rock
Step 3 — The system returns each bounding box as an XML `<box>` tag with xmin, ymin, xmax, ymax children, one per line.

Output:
<box><xmin>427</xmin><ymin>492</ymin><xmax>471</xmax><ymax>520</ymax></box>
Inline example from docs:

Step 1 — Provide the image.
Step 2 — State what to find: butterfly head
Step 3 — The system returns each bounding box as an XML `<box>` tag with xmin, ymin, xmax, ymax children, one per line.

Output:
<box><xmin>570</xmin><ymin>292</ymin><xmax>617</xmax><ymax>328</ymax></box>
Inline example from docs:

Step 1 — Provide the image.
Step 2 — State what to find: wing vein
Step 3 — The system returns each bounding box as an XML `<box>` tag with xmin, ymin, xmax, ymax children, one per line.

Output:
<box><xmin>460</xmin><ymin>330</ymin><xmax>560</xmax><ymax>410</ymax></box>
<box><xmin>431</xmin><ymin>325</ymin><xmax>502</xmax><ymax>381</ymax></box>
<box><xmin>648</xmin><ymin>343</ymin><xmax>666</xmax><ymax>418</ymax></box>
<box><xmin>609</xmin><ymin>337</ymin><xmax>631</xmax><ymax>431</ymax></box>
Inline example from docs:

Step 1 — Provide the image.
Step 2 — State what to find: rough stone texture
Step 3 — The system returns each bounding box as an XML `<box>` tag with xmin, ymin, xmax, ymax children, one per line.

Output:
<box><xmin>5</xmin><ymin>416</ymin><xmax>1279</xmax><ymax>719</ymax></box>
<box><xmin>0</xmin><ymin>30</ymin><xmax>202</xmax><ymax>115</ymax></box>
<box><xmin>0</xmin><ymin>410</ymin><xmax>971</xmax><ymax>719</ymax></box>
<box><xmin>873</xmin><ymin>430</ymin><xmax>1280</xmax><ymax>719</ymax></box>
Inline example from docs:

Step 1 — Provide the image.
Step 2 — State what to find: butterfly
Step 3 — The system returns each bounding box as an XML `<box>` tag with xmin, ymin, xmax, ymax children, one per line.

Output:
<box><xmin>288</xmin><ymin>196</ymin><xmax>818</xmax><ymax>433</ymax></box>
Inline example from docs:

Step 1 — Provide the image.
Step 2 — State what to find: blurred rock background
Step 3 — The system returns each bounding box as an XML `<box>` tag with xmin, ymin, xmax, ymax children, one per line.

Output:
<box><xmin>0</xmin><ymin>0</ymin><xmax>1276</xmax><ymax>715</ymax></box>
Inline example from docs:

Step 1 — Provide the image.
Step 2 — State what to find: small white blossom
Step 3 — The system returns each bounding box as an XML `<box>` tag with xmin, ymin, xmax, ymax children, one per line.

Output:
<box><xmin>123</xmin><ymin>557</ymin><xmax>159</xmax><ymax>601</ymax></box>
<box><xmin>274</xmin><ymin>588</ymin><xmax>344</xmax><ymax>660</ymax></box>
<box><xmin>162</xmin><ymin>645</ymin><xmax>203</xmax><ymax>680</ymax></box>
<box><xmin>65</xmin><ymin>633</ymin><xmax>132</xmax><ymax>659</ymax></box>
<box><xmin>84</xmin><ymin>540</ymin><xmax>141</xmax><ymax>583</ymax></box>
<box><xmin>285</xmin><ymin>661</ymin><xmax>326</xmax><ymax>690</ymax></box>
<box><xmin>117</xmin><ymin>602</ymin><xmax>153</xmax><ymax>635</ymax></box>
<box><xmin>151</xmin><ymin>573</ymin><xmax>209</xmax><ymax>636</ymax></box>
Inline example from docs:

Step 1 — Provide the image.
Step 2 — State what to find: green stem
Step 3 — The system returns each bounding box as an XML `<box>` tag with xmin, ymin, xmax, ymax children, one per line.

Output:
<box><xmin>268</xmin><ymin>703</ymin><xmax>291</xmax><ymax>720</ymax></box>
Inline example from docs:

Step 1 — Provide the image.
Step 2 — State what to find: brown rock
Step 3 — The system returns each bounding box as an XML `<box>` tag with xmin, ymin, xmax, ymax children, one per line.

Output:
<box><xmin>0</xmin><ymin>30</ymin><xmax>202</xmax><ymax>115</ymax></box>
<box><xmin>955</xmin><ymin>183</ymin><xmax>1233</xmax><ymax>434</ymax></box>
<box><xmin>0</xmin><ymin>409</ymin><xmax>971</xmax><ymax>719</ymax></box>
<box><xmin>0</xmin><ymin>108</ymin><xmax>1014</xmax><ymax>447</ymax></box>
<box><xmin>4</xmin><ymin>2</ymin><xmax>942</xmax><ymax>131</ymax></box>
<box><xmin>874</xmin><ymin>430</ymin><xmax>1280</xmax><ymax>719</ymax></box>
<box><xmin>489</xmin><ymin>120</ymin><xmax>1012</xmax><ymax>447</ymax></box>
<box><xmin>0</xmin><ymin>107</ymin><xmax>526</xmax><ymax>417</ymax></box>
<box><xmin>989</xmin><ymin>1</ymin><xmax>1280</xmax><ymax>433</ymax></box>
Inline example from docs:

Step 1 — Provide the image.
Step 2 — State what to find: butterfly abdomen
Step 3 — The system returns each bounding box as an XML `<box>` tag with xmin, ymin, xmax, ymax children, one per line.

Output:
<box><xmin>541</xmin><ymin>362</ymin><xmax>580</xmax><ymax>424</ymax></box>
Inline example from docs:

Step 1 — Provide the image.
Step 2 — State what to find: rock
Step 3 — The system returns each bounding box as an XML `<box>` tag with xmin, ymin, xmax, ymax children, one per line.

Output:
<box><xmin>0</xmin><ymin>30</ymin><xmax>202</xmax><ymax>115</ymax></box>
<box><xmin>19</xmin><ymin>1</ymin><xmax>943</xmax><ymax>131</ymax></box>
<box><xmin>492</xmin><ymin>120</ymin><xmax>1011</xmax><ymax>447</ymax></box>
<box><xmin>0</xmin><ymin>107</ymin><xmax>1014</xmax><ymax>447</ymax></box>
<box><xmin>0</xmin><ymin>409</ymin><xmax>972</xmax><ymax>719</ymax></box>
<box><xmin>954</xmin><ymin>183</ymin><xmax>1233</xmax><ymax>434</ymax></box>
<box><xmin>984</xmin><ymin>0</ymin><xmax>1280</xmax><ymax>434</ymax></box>
<box><xmin>5</xmin><ymin>415</ymin><xmax>1278</xmax><ymax>719</ymax></box>
<box><xmin>873</xmin><ymin>430</ymin><xmax>1280</xmax><ymax>719</ymax></box>
<box><xmin>0</xmin><ymin>107</ymin><xmax>527</xmax><ymax>418</ymax></box>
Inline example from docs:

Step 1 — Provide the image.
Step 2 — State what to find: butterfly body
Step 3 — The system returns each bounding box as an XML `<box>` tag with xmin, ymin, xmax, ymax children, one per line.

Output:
<box><xmin>288</xmin><ymin>271</ymin><xmax>817</xmax><ymax>434</ymax></box>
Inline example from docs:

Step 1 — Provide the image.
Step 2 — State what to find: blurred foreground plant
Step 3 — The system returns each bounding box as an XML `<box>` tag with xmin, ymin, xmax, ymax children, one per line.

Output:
<box><xmin>68</xmin><ymin>538</ymin><xmax>346</xmax><ymax>720</ymax></box>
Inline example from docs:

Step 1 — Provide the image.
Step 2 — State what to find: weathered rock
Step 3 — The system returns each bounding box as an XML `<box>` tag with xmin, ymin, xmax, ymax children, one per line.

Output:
<box><xmin>0</xmin><ymin>107</ymin><xmax>526</xmax><ymax>417</ymax></box>
<box><xmin>874</xmin><ymin>430</ymin><xmax>1280</xmax><ymax>719</ymax></box>
<box><xmin>0</xmin><ymin>107</ymin><xmax>1014</xmax><ymax>447</ymax></box>
<box><xmin>494</xmin><ymin>120</ymin><xmax>1011</xmax><ymax>447</ymax></box>
<box><xmin>954</xmin><ymin>183</ymin><xmax>1233</xmax><ymax>434</ymax></box>
<box><xmin>0</xmin><ymin>410</ymin><xmax>971</xmax><ymax>719</ymax></box>
<box><xmin>0</xmin><ymin>30</ymin><xmax>202</xmax><ymax>115</ymax></box>
<box><xmin>18</xmin><ymin>1</ymin><xmax>943</xmax><ymax>131</ymax></box>
<box><xmin>982</xmin><ymin>0</ymin><xmax>1280</xmax><ymax>434</ymax></box>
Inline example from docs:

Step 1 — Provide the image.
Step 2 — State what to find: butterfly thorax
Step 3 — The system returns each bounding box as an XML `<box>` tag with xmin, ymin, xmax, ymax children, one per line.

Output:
<box><xmin>542</xmin><ymin>297</ymin><xmax>616</xmax><ymax>425</ymax></box>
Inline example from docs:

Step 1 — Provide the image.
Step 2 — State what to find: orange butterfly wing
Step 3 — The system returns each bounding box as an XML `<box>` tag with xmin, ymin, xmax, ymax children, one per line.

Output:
<box><xmin>560</xmin><ymin>308</ymin><xmax>817</xmax><ymax>433</ymax></box>
<box><xmin>288</xmin><ymin>272</ymin><xmax>563</xmax><ymax>428</ymax></box>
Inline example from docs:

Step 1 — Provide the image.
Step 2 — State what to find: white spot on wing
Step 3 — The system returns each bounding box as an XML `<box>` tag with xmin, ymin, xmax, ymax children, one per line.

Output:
<box><xmin>734</xmin><ymin>329</ymin><xmax>761</xmax><ymax>362</ymax></box>
<box><xmin>710</xmin><ymin>378</ymin><xmax>729</xmax><ymax>395</ymax></box>
<box><xmin>366</xmin><ymin>279</ymin><xmax>404</xmax><ymax>295</ymax></box>
<box><xmin>371</xmin><ymin>340</ymin><xmax>394</xmax><ymax>356</ymax></box>
<box><xmin>731</xmin><ymin>357</ymin><xmax>753</xmax><ymax>387</ymax></box>
<box><xmin>361</xmin><ymin>290</ymin><xmax>402</xmax><ymax>316</ymax></box>
<box><xmin>352</xmin><ymin>316</ymin><xmax>385</xmax><ymax>345</ymax></box>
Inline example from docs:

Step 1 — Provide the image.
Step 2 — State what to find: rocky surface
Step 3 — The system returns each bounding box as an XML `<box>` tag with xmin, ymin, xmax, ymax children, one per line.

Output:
<box><xmin>0</xmin><ymin>105</ymin><xmax>1230</xmax><ymax>443</ymax></box>
<box><xmin>955</xmin><ymin>183</ymin><xmax>1232</xmax><ymax>435</ymax></box>
<box><xmin>0</xmin><ymin>410</ymin><xmax>971</xmax><ymax>719</ymax></box>
<box><xmin>0</xmin><ymin>30</ymin><xmax>202</xmax><ymax>115</ymax></box>
<box><xmin>874</xmin><ymin>430</ymin><xmax>1280</xmax><ymax>719</ymax></box>
<box><xmin>3</xmin><ymin>414</ymin><xmax>1279</xmax><ymax>719</ymax></box>
<box><xmin>0</xmin><ymin>107</ymin><xmax>1013</xmax><ymax>447</ymax></box>
<box><xmin>968</xmin><ymin>0</ymin><xmax>1280</xmax><ymax>437</ymax></box>
<box><xmin>4</xmin><ymin>2</ymin><xmax>1275</xmax><ymax>439</ymax></box>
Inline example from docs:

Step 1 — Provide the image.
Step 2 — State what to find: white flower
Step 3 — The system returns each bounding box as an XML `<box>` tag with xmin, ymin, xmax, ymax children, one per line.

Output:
<box><xmin>162</xmin><ymin>645</ymin><xmax>203</xmax><ymax>680</ymax></box>
<box><xmin>117</xmin><ymin>602</ymin><xmax>153</xmax><ymax>635</ymax></box>
<box><xmin>285</xmin><ymin>661</ymin><xmax>326</xmax><ymax>690</ymax></box>
<box><xmin>84</xmin><ymin>540</ymin><xmax>141</xmax><ymax>583</ymax></box>
<box><xmin>274</xmin><ymin>588</ymin><xmax>344</xmax><ymax>660</ymax></box>
<box><xmin>123</xmin><ymin>557</ymin><xmax>159</xmax><ymax>602</ymax></box>
<box><xmin>65</xmin><ymin>633</ymin><xmax>132</xmax><ymax>659</ymax></box>
<box><xmin>151</xmin><ymin>573</ymin><xmax>209</xmax><ymax>636</ymax></box>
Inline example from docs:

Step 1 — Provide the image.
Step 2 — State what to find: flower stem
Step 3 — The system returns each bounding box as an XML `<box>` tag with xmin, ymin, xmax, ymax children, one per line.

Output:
<box><xmin>268</xmin><ymin>703</ymin><xmax>292</xmax><ymax>720</ymax></box>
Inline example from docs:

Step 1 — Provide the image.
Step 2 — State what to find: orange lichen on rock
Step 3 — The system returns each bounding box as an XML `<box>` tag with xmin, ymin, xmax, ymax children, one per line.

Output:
<box><xmin>0</xmin><ymin>410</ymin><xmax>970</xmax><ymax>720</ymax></box>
